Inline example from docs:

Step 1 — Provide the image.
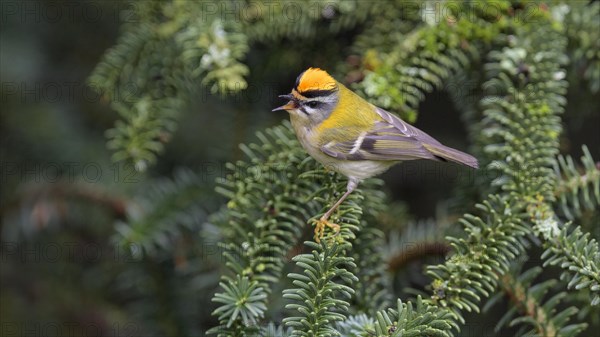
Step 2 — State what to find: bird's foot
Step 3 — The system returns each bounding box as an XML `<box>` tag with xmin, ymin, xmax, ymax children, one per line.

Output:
<box><xmin>312</xmin><ymin>217</ymin><xmax>341</xmax><ymax>243</ymax></box>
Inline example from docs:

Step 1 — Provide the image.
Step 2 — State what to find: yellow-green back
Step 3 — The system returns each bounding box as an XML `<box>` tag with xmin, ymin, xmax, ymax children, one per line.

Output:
<box><xmin>315</xmin><ymin>82</ymin><xmax>381</xmax><ymax>146</ymax></box>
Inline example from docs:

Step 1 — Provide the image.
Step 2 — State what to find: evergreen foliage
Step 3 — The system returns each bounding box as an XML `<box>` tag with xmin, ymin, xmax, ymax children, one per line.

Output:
<box><xmin>85</xmin><ymin>0</ymin><xmax>600</xmax><ymax>335</ymax></box>
<box><xmin>283</xmin><ymin>241</ymin><xmax>358</xmax><ymax>336</ymax></box>
<box><xmin>492</xmin><ymin>266</ymin><xmax>588</xmax><ymax>336</ymax></box>
<box><xmin>7</xmin><ymin>1</ymin><xmax>598</xmax><ymax>336</ymax></box>
<box><xmin>370</xmin><ymin>297</ymin><xmax>457</xmax><ymax>337</ymax></box>
<box><xmin>554</xmin><ymin>146</ymin><xmax>600</xmax><ymax>219</ymax></box>
<box><xmin>114</xmin><ymin>169</ymin><xmax>215</xmax><ymax>258</ymax></box>
<box><xmin>541</xmin><ymin>223</ymin><xmax>600</xmax><ymax>306</ymax></box>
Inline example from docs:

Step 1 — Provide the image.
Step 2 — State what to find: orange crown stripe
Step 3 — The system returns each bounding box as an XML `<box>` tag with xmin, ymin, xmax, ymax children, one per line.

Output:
<box><xmin>296</xmin><ymin>68</ymin><xmax>337</xmax><ymax>93</ymax></box>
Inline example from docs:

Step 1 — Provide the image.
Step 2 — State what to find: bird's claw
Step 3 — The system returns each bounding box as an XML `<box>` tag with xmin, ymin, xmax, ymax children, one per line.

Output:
<box><xmin>312</xmin><ymin>217</ymin><xmax>341</xmax><ymax>243</ymax></box>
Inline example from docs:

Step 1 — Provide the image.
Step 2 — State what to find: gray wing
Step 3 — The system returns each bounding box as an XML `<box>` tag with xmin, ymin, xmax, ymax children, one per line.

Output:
<box><xmin>320</xmin><ymin>107</ymin><xmax>438</xmax><ymax>161</ymax></box>
<box><xmin>321</xmin><ymin>107</ymin><xmax>479</xmax><ymax>168</ymax></box>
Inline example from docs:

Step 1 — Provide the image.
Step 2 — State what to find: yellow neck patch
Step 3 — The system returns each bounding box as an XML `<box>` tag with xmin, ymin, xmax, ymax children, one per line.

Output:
<box><xmin>296</xmin><ymin>68</ymin><xmax>337</xmax><ymax>93</ymax></box>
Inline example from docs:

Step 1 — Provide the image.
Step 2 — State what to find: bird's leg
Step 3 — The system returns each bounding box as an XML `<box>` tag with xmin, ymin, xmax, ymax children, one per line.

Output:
<box><xmin>314</xmin><ymin>178</ymin><xmax>358</xmax><ymax>242</ymax></box>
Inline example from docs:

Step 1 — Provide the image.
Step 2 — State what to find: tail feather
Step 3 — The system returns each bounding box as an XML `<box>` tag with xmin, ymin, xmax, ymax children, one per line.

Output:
<box><xmin>422</xmin><ymin>143</ymin><xmax>479</xmax><ymax>169</ymax></box>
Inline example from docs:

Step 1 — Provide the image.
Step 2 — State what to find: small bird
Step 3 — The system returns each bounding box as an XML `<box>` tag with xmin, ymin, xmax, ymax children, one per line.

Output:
<box><xmin>273</xmin><ymin>68</ymin><xmax>478</xmax><ymax>241</ymax></box>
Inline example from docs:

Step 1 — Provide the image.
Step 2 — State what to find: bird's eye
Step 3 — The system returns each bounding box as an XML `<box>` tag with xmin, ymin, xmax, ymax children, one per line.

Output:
<box><xmin>306</xmin><ymin>101</ymin><xmax>319</xmax><ymax>109</ymax></box>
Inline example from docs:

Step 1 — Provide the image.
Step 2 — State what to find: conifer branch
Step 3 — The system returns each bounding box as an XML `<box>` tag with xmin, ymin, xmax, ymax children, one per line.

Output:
<box><xmin>357</xmin><ymin>1</ymin><xmax>512</xmax><ymax>122</ymax></box>
<box><xmin>426</xmin><ymin>195</ymin><xmax>530</xmax><ymax>321</ymax></box>
<box><xmin>372</xmin><ymin>297</ymin><xmax>456</xmax><ymax>337</ymax></box>
<box><xmin>283</xmin><ymin>241</ymin><xmax>359</xmax><ymax>336</ymax></box>
<box><xmin>538</xmin><ymin>220</ymin><xmax>600</xmax><ymax>306</ymax></box>
<box><xmin>281</xmin><ymin>166</ymin><xmax>380</xmax><ymax>334</ymax></box>
<box><xmin>553</xmin><ymin>145</ymin><xmax>600</xmax><ymax>220</ymax></box>
<box><xmin>113</xmin><ymin>169</ymin><xmax>214</xmax><ymax>258</ymax></box>
<box><xmin>428</xmin><ymin>7</ymin><xmax>569</xmax><ymax>324</ymax></box>
<box><xmin>208</xmin><ymin>122</ymin><xmax>320</xmax><ymax>335</ymax></box>
<box><xmin>496</xmin><ymin>266</ymin><xmax>588</xmax><ymax>336</ymax></box>
<box><xmin>209</xmin><ymin>122</ymin><xmax>386</xmax><ymax>335</ymax></box>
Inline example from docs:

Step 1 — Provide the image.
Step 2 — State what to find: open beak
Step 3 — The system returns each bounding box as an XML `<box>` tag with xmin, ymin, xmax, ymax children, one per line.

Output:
<box><xmin>272</xmin><ymin>94</ymin><xmax>297</xmax><ymax>112</ymax></box>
